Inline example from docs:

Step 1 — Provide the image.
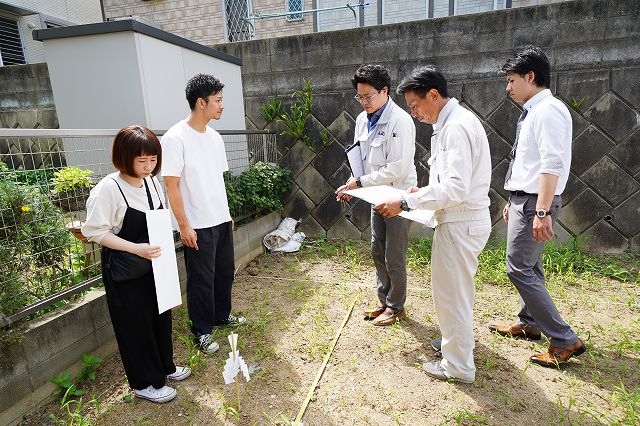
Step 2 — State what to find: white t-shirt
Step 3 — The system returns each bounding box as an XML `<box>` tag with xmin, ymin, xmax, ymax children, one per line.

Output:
<box><xmin>161</xmin><ymin>120</ymin><xmax>231</xmax><ymax>229</ymax></box>
<box><xmin>81</xmin><ymin>172</ymin><xmax>165</xmax><ymax>244</ymax></box>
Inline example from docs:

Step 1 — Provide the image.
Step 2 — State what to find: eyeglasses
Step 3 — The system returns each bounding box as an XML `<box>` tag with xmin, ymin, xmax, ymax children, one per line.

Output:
<box><xmin>354</xmin><ymin>90</ymin><xmax>381</xmax><ymax>104</ymax></box>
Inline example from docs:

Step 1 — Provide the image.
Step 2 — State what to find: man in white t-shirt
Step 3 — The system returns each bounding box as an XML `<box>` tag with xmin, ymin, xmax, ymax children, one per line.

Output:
<box><xmin>161</xmin><ymin>74</ymin><xmax>245</xmax><ymax>355</ymax></box>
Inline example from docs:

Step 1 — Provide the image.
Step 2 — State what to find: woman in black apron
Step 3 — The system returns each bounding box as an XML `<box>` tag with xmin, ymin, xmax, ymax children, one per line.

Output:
<box><xmin>82</xmin><ymin>126</ymin><xmax>190</xmax><ymax>403</ymax></box>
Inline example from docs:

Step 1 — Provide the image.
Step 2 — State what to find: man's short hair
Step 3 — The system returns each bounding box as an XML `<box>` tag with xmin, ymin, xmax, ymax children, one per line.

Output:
<box><xmin>186</xmin><ymin>73</ymin><xmax>225</xmax><ymax>110</ymax></box>
<box><xmin>501</xmin><ymin>45</ymin><xmax>551</xmax><ymax>88</ymax></box>
<box><xmin>351</xmin><ymin>64</ymin><xmax>392</xmax><ymax>92</ymax></box>
<box><xmin>112</xmin><ymin>125</ymin><xmax>162</xmax><ymax>177</ymax></box>
<box><xmin>396</xmin><ymin>65</ymin><xmax>449</xmax><ymax>98</ymax></box>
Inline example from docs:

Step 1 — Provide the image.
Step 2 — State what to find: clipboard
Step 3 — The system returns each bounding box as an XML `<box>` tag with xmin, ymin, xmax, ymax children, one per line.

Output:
<box><xmin>344</xmin><ymin>141</ymin><xmax>365</xmax><ymax>178</ymax></box>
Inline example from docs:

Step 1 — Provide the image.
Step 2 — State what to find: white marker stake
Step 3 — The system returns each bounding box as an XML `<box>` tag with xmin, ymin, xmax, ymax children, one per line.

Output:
<box><xmin>222</xmin><ymin>333</ymin><xmax>251</xmax><ymax>413</ymax></box>
<box><xmin>230</xmin><ymin>333</ymin><xmax>240</xmax><ymax>412</ymax></box>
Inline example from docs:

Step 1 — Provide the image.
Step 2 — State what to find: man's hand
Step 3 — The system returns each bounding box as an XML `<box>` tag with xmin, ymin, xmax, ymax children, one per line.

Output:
<box><xmin>533</xmin><ymin>215</ymin><xmax>554</xmax><ymax>242</ymax></box>
<box><xmin>135</xmin><ymin>243</ymin><xmax>161</xmax><ymax>260</ymax></box>
<box><xmin>374</xmin><ymin>198</ymin><xmax>402</xmax><ymax>218</ymax></box>
<box><xmin>503</xmin><ymin>204</ymin><xmax>509</xmax><ymax>223</ymax></box>
<box><xmin>406</xmin><ymin>186</ymin><xmax>419</xmax><ymax>193</ymax></box>
<box><xmin>336</xmin><ymin>176</ymin><xmax>358</xmax><ymax>202</ymax></box>
<box><xmin>180</xmin><ymin>224</ymin><xmax>199</xmax><ymax>250</ymax></box>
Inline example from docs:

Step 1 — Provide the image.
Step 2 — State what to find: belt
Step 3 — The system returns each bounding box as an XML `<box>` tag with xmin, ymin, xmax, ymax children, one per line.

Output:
<box><xmin>510</xmin><ymin>190</ymin><xmax>537</xmax><ymax>197</ymax></box>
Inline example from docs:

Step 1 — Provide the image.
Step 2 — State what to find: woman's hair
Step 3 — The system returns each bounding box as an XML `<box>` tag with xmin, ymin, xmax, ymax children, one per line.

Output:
<box><xmin>112</xmin><ymin>125</ymin><xmax>162</xmax><ymax>177</ymax></box>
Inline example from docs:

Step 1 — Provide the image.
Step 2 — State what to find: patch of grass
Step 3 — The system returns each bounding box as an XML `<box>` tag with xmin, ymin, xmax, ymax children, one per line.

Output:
<box><xmin>442</xmin><ymin>408</ymin><xmax>488</xmax><ymax>425</ymax></box>
<box><xmin>407</xmin><ymin>238</ymin><xmax>432</xmax><ymax>276</ymax></box>
<box><xmin>607</xmin><ymin>381</ymin><xmax>640</xmax><ymax>425</ymax></box>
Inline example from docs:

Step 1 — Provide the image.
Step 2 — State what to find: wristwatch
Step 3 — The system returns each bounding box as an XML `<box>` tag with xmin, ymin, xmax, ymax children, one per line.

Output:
<box><xmin>400</xmin><ymin>197</ymin><xmax>410</xmax><ymax>212</ymax></box>
<box><xmin>536</xmin><ymin>209</ymin><xmax>551</xmax><ymax>218</ymax></box>
<box><xmin>355</xmin><ymin>177</ymin><xmax>362</xmax><ymax>188</ymax></box>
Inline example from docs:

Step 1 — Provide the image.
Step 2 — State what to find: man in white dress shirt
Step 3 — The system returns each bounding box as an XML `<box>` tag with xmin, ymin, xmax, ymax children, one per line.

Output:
<box><xmin>490</xmin><ymin>45</ymin><xmax>586</xmax><ymax>367</ymax></box>
<box><xmin>377</xmin><ymin>66</ymin><xmax>491</xmax><ymax>383</ymax></box>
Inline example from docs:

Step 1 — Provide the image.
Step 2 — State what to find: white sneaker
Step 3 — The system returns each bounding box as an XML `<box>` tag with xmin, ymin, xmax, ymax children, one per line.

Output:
<box><xmin>225</xmin><ymin>314</ymin><xmax>247</xmax><ymax>326</ymax></box>
<box><xmin>422</xmin><ymin>360</ymin><xmax>474</xmax><ymax>384</ymax></box>
<box><xmin>134</xmin><ymin>385</ymin><xmax>177</xmax><ymax>403</ymax></box>
<box><xmin>166</xmin><ymin>365</ymin><xmax>191</xmax><ymax>381</ymax></box>
<box><xmin>197</xmin><ymin>334</ymin><xmax>220</xmax><ymax>354</ymax></box>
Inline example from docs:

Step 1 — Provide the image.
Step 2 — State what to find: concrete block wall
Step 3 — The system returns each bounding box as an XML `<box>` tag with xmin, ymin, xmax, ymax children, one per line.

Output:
<box><xmin>214</xmin><ymin>0</ymin><xmax>640</xmax><ymax>253</ymax></box>
<box><xmin>0</xmin><ymin>212</ymin><xmax>280</xmax><ymax>426</ymax></box>
<box><xmin>0</xmin><ymin>63</ymin><xmax>65</xmax><ymax>170</ymax></box>
<box><xmin>0</xmin><ymin>63</ymin><xmax>58</xmax><ymax>129</ymax></box>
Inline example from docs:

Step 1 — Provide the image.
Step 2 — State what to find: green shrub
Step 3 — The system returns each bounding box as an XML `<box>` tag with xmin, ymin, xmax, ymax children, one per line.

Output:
<box><xmin>261</xmin><ymin>80</ymin><xmax>318</xmax><ymax>152</ymax></box>
<box><xmin>51</xmin><ymin>167</ymin><xmax>93</xmax><ymax>193</ymax></box>
<box><xmin>0</xmin><ymin>161</ymin><xmax>54</xmax><ymax>192</ymax></box>
<box><xmin>224</xmin><ymin>162</ymin><xmax>291</xmax><ymax>219</ymax></box>
<box><xmin>0</xmin><ymin>180</ymin><xmax>72</xmax><ymax>317</ymax></box>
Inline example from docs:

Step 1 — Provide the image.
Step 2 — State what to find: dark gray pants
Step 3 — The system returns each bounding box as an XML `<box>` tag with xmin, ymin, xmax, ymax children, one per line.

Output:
<box><xmin>371</xmin><ymin>209</ymin><xmax>411</xmax><ymax>311</ymax></box>
<box><xmin>506</xmin><ymin>194</ymin><xmax>579</xmax><ymax>348</ymax></box>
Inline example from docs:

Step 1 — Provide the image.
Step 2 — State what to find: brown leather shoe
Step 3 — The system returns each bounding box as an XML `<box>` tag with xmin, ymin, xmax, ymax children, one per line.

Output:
<box><xmin>489</xmin><ymin>322</ymin><xmax>542</xmax><ymax>340</ymax></box>
<box><xmin>371</xmin><ymin>307</ymin><xmax>405</xmax><ymax>326</ymax></box>
<box><xmin>363</xmin><ymin>305</ymin><xmax>386</xmax><ymax>319</ymax></box>
<box><xmin>530</xmin><ymin>339</ymin><xmax>586</xmax><ymax>367</ymax></box>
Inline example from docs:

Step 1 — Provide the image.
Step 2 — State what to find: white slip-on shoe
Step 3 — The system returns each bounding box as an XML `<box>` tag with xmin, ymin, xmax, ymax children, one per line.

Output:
<box><xmin>134</xmin><ymin>385</ymin><xmax>177</xmax><ymax>403</ymax></box>
<box><xmin>422</xmin><ymin>360</ymin><xmax>474</xmax><ymax>384</ymax></box>
<box><xmin>197</xmin><ymin>334</ymin><xmax>220</xmax><ymax>354</ymax></box>
<box><xmin>167</xmin><ymin>366</ymin><xmax>191</xmax><ymax>381</ymax></box>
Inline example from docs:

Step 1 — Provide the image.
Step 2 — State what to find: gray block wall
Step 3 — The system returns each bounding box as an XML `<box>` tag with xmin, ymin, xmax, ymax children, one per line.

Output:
<box><xmin>214</xmin><ymin>0</ymin><xmax>640</xmax><ymax>253</ymax></box>
<box><xmin>0</xmin><ymin>63</ymin><xmax>64</xmax><ymax>170</ymax></box>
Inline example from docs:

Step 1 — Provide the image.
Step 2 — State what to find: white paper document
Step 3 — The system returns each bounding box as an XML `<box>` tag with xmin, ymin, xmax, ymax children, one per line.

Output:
<box><xmin>345</xmin><ymin>185</ymin><xmax>435</xmax><ymax>225</ymax></box>
<box><xmin>146</xmin><ymin>209</ymin><xmax>182</xmax><ymax>313</ymax></box>
<box><xmin>345</xmin><ymin>142</ymin><xmax>364</xmax><ymax>178</ymax></box>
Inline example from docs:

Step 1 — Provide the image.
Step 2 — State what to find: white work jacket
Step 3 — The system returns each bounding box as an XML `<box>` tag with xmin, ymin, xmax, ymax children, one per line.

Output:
<box><xmin>405</xmin><ymin>98</ymin><xmax>491</xmax><ymax>224</ymax></box>
<box><xmin>355</xmin><ymin>97</ymin><xmax>417</xmax><ymax>190</ymax></box>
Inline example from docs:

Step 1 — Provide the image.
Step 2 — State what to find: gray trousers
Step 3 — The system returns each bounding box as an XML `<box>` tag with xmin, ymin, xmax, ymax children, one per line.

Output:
<box><xmin>371</xmin><ymin>209</ymin><xmax>411</xmax><ymax>311</ymax></box>
<box><xmin>506</xmin><ymin>193</ymin><xmax>579</xmax><ymax>348</ymax></box>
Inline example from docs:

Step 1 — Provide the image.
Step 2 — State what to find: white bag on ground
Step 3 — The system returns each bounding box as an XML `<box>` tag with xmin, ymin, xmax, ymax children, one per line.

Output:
<box><xmin>271</xmin><ymin>232</ymin><xmax>306</xmax><ymax>253</ymax></box>
<box><xmin>263</xmin><ymin>217</ymin><xmax>299</xmax><ymax>251</ymax></box>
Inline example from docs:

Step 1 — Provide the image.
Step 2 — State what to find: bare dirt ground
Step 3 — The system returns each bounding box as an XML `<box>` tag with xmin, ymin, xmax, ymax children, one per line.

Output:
<box><xmin>20</xmin><ymin>239</ymin><xmax>640</xmax><ymax>425</ymax></box>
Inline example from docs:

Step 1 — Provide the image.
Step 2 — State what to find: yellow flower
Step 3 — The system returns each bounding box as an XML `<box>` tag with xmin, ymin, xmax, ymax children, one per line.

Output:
<box><xmin>21</xmin><ymin>205</ymin><xmax>31</xmax><ymax>212</ymax></box>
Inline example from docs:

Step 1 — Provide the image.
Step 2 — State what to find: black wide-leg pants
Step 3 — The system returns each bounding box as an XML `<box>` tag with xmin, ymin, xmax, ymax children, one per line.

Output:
<box><xmin>103</xmin><ymin>269</ymin><xmax>175</xmax><ymax>390</ymax></box>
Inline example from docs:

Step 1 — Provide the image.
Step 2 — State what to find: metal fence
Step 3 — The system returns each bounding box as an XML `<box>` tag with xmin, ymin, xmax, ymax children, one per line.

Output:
<box><xmin>0</xmin><ymin>128</ymin><xmax>277</xmax><ymax>327</ymax></box>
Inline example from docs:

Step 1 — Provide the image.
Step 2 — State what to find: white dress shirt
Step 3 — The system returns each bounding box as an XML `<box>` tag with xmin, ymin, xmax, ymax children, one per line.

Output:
<box><xmin>405</xmin><ymin>98</ymin><xmax>491</xmax><ymax>223</ymax></box>
<box><xmin>504</xmin><ymin>89</ymin><xmax>572</xmax><ymax>195</ymax></box>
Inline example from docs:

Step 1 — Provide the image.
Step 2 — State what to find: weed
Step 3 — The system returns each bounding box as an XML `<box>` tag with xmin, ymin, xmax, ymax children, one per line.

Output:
<box><xmin>49</xmin><ymin>388</ymin><xmax>100</xmax><ymax>425</ymax></box>
<box><xmin>608</xmin><ymin>381</ymin><xmax>640</xmax><ymax>425</ymax></box>
<box><xmin>50</xmin><ymin>354</ymin><xmax>102</xmax><ymax>400</ymax></box>
<box><xmin>216</xmin><ymin>391</ymin><xmax>240</xmax><ymax>420</ymax></box>
<box><xmin>570</xmin><ymin>96</ymin><xmax>588</xmax><ymax>110</ymax></box>
<box><xmin>443</xmin><ymin>408</ymin><xmax>488</xmax><ymax>425</ymax></box>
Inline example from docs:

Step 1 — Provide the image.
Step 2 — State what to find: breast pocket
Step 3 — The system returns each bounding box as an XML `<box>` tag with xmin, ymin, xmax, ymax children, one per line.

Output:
<box><xmin>369</xmin><ymin>137</ymin><xmax>386</xmax><ymax>167</ymax></box>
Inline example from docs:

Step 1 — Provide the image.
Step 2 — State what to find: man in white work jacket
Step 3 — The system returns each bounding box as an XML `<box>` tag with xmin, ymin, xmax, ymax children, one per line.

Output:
<box><xmin>336</xmin><ymin>64</ymin><xmax>417</xmax><ymax>326</ymax></box>
<box><xmin>377</xmin><ymin>66</ymin><xmax>491</xmax><ymax>383</ymax></box>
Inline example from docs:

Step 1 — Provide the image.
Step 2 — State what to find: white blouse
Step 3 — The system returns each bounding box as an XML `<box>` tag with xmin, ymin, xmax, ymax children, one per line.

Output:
<box><xmin>81</xmin><ymin>172</ymin><xmax>165</xmax><ymax>244</ymax></box>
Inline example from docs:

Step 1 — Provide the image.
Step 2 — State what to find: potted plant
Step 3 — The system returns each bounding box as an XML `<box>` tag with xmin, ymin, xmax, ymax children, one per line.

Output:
<box><xmin>50</xmin><ymin>166</ymin><xmax>94</xmax><ymax>213</ymax></box>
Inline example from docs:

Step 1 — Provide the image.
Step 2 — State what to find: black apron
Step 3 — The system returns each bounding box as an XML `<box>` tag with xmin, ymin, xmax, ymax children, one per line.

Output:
<box><xmin>101</xmin><ymin>176</ymin><xmax>174</xmax><ymax>390</ymax></box>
